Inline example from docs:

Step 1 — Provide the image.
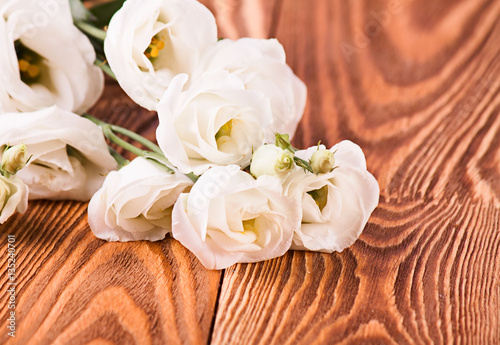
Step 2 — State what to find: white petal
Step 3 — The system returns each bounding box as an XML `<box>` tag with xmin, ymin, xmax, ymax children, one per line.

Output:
<box><xmin>0</xmin><ymin>175</ymin><xmax>28</xmax><ymax>224</ymax></box>
<box><xmin>104</xmin><ymin>0</ymin><xmax>217</xmax><ymax>110</ymax></box>
<box><xmin>172</xmin><ymin>166</ymin><xmax>299</xmax><ymax>269</ymax></box>
<box><xmin>157</xmin><ymin>71</ymin><xmax>271</xmax><ymax>175</ymax></box>
<box><xmin>0</xmin><ymin>107</ymin><xmax>117</xmax><ymax>200</ymax></box>
<box><xmin>292</xmin><ymin>166</ymin><xmax>379</xmax><ymax>252</ymax></box>
<box><xmin>0</xmin><ymin>0</ymin><xmax>103</xmax><ymax>113</ymax></box>
<box><xmin>88</xmin><ymin>157</ymin><xmax>193</xmax><ymax>242</ymax></box>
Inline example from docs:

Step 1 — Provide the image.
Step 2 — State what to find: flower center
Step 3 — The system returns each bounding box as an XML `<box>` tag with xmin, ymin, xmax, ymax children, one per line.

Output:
<box><xmin>307</xmin><ymin>185</ymin><xmax>328</xmax><ymax>211</ymax></box>
<box><xmin>144</xmin><ymin>36</ymin><xmax>165</xmax><ymax>60</ymax></box>
<box><xmin>15</xmin><ymin>40</ymin><xmax>43</xmax><ymax>85</ymax></box>
<box><xmin>215</xmin><ymin>119</ymin><xmax>234</xmax><ymax>149</ymax></box>
<box><xmin>242</xmin><ymin>218</ymin><xmax>258</xmax><ymax>234</ymax></box>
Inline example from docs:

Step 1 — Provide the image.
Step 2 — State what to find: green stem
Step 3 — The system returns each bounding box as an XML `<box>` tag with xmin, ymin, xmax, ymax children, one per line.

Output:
<box><xmin>84</xmin><ymin>114</ymin><xmax>178</xmax><ymax>175</ymax></box>
<box><xmin>108</xmin><ymin>146</ymin><xmax>129</xmax><ymax>169</ymax></box>
<box><xmin>102</xmin><ymin>126</ymin><xmax>143</xmax><ymax>157</ymax></box>
<box><xmin>83</xmin><ymin>114</ymin><xmax>199</xmax><ymax>182</ymax></box>
<box><xmin>110</xmin><ymin>125</ymin><xmax>163</xmax><ymax>154</ymax></box>
<box><xmin>84</xmin><ymin>114</ymin><xmax>161</xmax><ymax>154</ymax></box>
<box><xmin>103</xmin><ymin>126</ymin><xmax>175</xmax><ymax>174</ymax></box>
<box><xmin>83</xmin><ymin>113</ymin><xmax>103</xmax><ymax>126</ymax></box>
<box><xmin>186</xmin><ymin>172</ymin><xmax>199</xmax><ymax>183</ymax></box>
<box><xmin>75</xmin><ymin>20</ymin><xmax>107</xmax><ymax>41</ymax></box>
<box><xmin>95</xmin><ymin>58</ymin><xmax>116</xmax><ymax>80</ymax></box>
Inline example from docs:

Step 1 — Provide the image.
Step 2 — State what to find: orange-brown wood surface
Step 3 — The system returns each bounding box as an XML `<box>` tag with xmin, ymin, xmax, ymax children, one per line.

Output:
<box><xmin>1</xmin><ymin>0</ymin><xmax>500</xmax><ymax>344</ymax></box>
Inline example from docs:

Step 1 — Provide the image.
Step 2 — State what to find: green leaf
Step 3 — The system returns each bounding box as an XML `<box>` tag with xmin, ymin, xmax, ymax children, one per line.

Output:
<box><xmin>275</xmin><ymin>133</ymin><xmax>296</xmax><ymax>152</ymax></box>
<box><xmin>69</xmin><ymin>0</ymin><xmax>95</xmax><ymax>22</ymax></box>
<box><xmin>75</xmin><ymin>20</ymin><xmax>107</xmax><ymax>41</ymax></box>
<box><xmin>89</xmin><ymin>0</ymin><xmax>126</xmax><ymax>27</ymax></box>
<box><xmin>293</xmin><ymin>156</ymin><xmax>314</xmax><ymax>173</ymax></box>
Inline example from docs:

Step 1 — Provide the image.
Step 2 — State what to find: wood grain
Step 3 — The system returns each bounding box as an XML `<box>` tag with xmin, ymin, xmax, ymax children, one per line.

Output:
<box><xmin>209</xmin><ymin>0</ymin><xmax>500</xmax><ymax>344</ymax></box>
<box><xmin>1</xmin><ymin>0</ymin><xmax>500</xmax><ymax>344</ymax></box>
<box><xmin>199</xmin><ymin>0</ymin><xmax>280</xmax><ymax>39</ymax></box>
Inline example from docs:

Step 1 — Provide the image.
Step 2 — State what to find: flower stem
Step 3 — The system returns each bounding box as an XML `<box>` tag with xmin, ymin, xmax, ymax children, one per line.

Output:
<box><xmin>75</xmin><ymin>20</ymin><xmax>107</xmax><ymax>41</ymax></box>
<box><xmin>102</xmin><ymin>126</ymin><xmax>143</xmax><ymax>157</ymax></box>
<box><xmin>110</xmin><ymin>124</ymin><xmax>163</xmax><ymax>155</ymax></box>
<box><xmin>102</xmin><ymin>125</ymin><xmax>175</xmax><ymax>173</ymax></box>
<box><xmin>83</xmin><ymin>114</ymin><xmax>193</xmax><ymax>177</ymax></box>
<box><xmin>108</xmin><ymin>146</ymin><xmax>129</xmax><ymax>169</ymax></box>
<box><xmin>95</xmin><ymin>58</ymin><xmax>116</xmax><ymax>80</ymax></box>
<box><xmin>84</xmin><ymin>114</ymin><xmax>162</xmax><ymax>154</ymax></box>
<box><xmin>186</xmin><ymin>172</ymin><xmax>198</xmax><ymax>183</ymax></box>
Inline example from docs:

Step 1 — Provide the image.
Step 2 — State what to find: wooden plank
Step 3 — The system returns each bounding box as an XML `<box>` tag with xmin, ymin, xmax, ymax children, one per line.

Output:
<box><xmin>210</xmin><ymin>0</ymin><xmax>500</xmax><ymax>344</ymax></box>
<box><xmin>199</xmin><ymin>0</ymin><xmax>280</xmax><ymax>39</ymax></box>
<box><xmin>0</xmin><ymin>82</ymin><xmax>222</xmax><ymax>345</ymax></box>
<box><xmin>1</xmin><ymin>0</ymin><xmax>499</xmax><ymax>343</ymax></box>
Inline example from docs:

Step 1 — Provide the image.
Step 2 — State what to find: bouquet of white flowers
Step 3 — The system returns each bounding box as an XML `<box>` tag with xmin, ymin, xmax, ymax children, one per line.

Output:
<box><xmin>0</xmin><ymin>0</ymin><xmax>379</xmax><ymax>270</ymax></box>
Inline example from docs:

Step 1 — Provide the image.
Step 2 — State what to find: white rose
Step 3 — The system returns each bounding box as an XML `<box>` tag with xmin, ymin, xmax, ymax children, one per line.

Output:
<box><xmin>199</xmin><ymin>38</ymin><xmax>307</xmax><ymax>141</ymax></box>
<box><xmin>0</xmin><ymin>0</ymin><xmax>104</xmax><ymax>113</ymax></box>
<box><xmin>283</xmin><ymin>141</ymin><xmax>379</xmax><ymax>253</ymax></box>
<box><xmin>157</xmin><ymin>72</ymin><xmax>272</xmax><ymax>175</ymax></box>
<box><xmin>171</xmin><ymin>165</ymin><xmax>300</xmax><ymax>270</ymax></box>
<box><xmin>0</xmin><ymin>106</ymin><xmax>117</xmax><ymax>200</ymax></box>
<box><xmin>250</xmin><ymin>144</ymin><xmax>294</xmax><ymax>179</ymax></box>
<box><xmin>0</xmin><ymin>174</ymin><xmax>28</xmax><ymax>224</ymax></box>
<box><xmin>88</xmin><ymin>157</ymin><xmax>193</xmax><ymax>242</ymax></box>
<box><xmin>104</xmin><ymin>0</ymin><xmax>217</xmax><ymax>110</ymax></box>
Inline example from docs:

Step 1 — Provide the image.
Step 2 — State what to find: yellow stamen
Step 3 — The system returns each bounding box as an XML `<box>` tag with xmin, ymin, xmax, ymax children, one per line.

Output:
<box><xmin>15</xmin><ymin>40</ymin><xmax>43</xmax><ymax>84</ymax></box>
<box><xmin>144</xmin><ymin>35</ymin><xmax>166</xmax><ymax>60</ymax></box>
<box><xmin>150</xmin><ymin>46</ymin><xmax>159</xmax><ymax>58</ymax></box>
<box><xmin>18</xmin><ymin>60</ymin><xmax>29</xmax><ymax>72</ymax></box>
<box><xmin>242</xmin><ymin>218</ymin><xmax>257</xmax><ymax>234</ymax></box>
<box><xmin>215</xmin><ymin>120</ymin><xmax>234</xmax><ymax>149</ymax></box>
<box><xmin>27</xmin><ymin>65</ymin><xmax>40</xmax><ymax>78</ymax></box>
<box><xmin>216</xmin><ymin>120</ymin><xmax>233</xmax><ymax>139</ymax></box>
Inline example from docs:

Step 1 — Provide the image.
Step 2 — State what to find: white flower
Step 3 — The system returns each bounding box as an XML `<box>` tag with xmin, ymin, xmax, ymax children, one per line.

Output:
<box><xmin>0</xmin><ymin>0</ymin><xmax>104</xmax><ymax>113</ymax></box>
<box><xmin>157</xmin><ymin>72</ymin><xmax>272</xmax><ymax>175</ymax></box>
<box><xmin>250</xmin><ymin>144</ymin><xmax>294</xmax><ymax>179</ymax></box>
<box><xmin>199</xmin><ymin>38</ymin><xmax>307</xmax><ymax>141</ymax></box>
<box><xmin>171</xmin><ymin>165</ymin><xmax>300</xmax><ymax>270</ymax></box>
<box><xmin>104</xmin><ymin>0</ymin><xmax>217</xmax><ymax>110</ymax></box>
<box><xmin>0</xmin><ymin>106</ymin><xmax>117</xmax><ymax>200</ymax></box>
<box><xmin>88</xmin><ymin>157</ymin><xmax>193</xmax><ymax>242</ymax></box>
<box><xmin>283</xmin><ymin>141</ymin><xmax>379</xmax><ymax>253</ymax></box>
<box><xmin>1</xmin><ymin>144</ymin><xmax>28</xmax><ymax>175</ymax></box>
<box><xmin>0</xmin><ymin>174</ymin><xmax>28</xmax><ymax>224</ymax></box>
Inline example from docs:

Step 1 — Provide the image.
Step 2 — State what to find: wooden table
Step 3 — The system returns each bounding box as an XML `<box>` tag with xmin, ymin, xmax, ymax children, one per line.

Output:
<box><xmin>1</xmin><ymin>0</ymin><xmax>499</xmax><ymax>343</ymax></box>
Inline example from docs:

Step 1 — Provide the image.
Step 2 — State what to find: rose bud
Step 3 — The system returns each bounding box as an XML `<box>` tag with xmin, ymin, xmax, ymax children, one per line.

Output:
<box><xmin>1</xmin><ymin>144</ymin><xmax>28</xmax><ymax>175</ymax></box>
<box><xmin>310</xmin><ymin>149</ymin><xmax>335</xmax><ymax>174</ymax></box>
<box><xmin>250</xmin><ymin>144</ymin><xmax>295</xmax><ymax>179</ymax></box>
